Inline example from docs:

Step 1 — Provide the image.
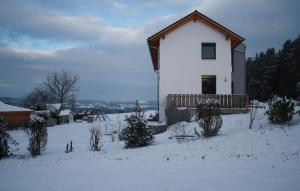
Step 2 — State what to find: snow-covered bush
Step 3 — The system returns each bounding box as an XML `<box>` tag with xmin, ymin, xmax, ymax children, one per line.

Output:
<box><xmin>89</xmin><ymin>127</ymin><xmax>102</xmax><ymax>151</ymax></box>
<box><xmin>265</xmin><ymin>95</ymin><xmax>294</xmax><ymax>124</ymax></box>
<box><xmin>1</xmin><ymin>116</ymin><xmax>18</xmax><ymax>158</ymax></box>
<box><xmin>0</xmin><ymin>116</ymin><xmax>9</xmax><ymax>158</ymax></box>
<box><xmin>0</xmin><ymin>116</ymin><xmax>18</xmax><ymax>159</ymax></box>
<box><xmin>121</xmin><ymin>111</ymin><xmax>153</xmax><ymax>148</ymax></box>
<box><xmin>196</xmin><ymin>99</ymin><xmax>222</xmax><ymax>137</ymax></box>
<box><xmin>26</xmin><ymin>113</ymin><xmax>47</xmax><ymax>156</ymax></box>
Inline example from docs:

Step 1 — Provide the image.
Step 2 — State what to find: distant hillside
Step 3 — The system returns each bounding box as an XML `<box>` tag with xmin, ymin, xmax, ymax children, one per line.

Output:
<box><xmin>0</xmin><ymin>97</ymin><xmax>24</xmax><ymax>106</ymax></box>
<box><xmin>0</xmin><ymin>97</ymin><xmax>157</xmax><ymax>113</ymax></box>
<box><xmin>76</xmin><ymin>100</ymin><xmax>157</xmax><ymax>114</ymax></box>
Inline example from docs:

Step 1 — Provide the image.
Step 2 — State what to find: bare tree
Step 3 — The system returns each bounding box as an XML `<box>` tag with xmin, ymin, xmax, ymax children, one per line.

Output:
<box><xmin>24</xmin><ymin>87</ymin><xmax>50</xmax><ymax>110</ymax></box>
<box><xmin>44</xmin><ymin>71</ymin><xmax>79</xmax><ymax>108</ymax></box>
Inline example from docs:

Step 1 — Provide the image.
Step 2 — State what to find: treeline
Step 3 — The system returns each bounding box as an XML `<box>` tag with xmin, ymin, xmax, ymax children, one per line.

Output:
<box><xmin>246</xmin><ymin>35</ymin><xmax>300</xmax><ymax>101</ymax></box>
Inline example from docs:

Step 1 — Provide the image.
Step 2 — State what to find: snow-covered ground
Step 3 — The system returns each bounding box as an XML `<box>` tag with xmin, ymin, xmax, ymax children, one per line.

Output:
<box><xmin>1</xmin><ymin>109</ymin><xmax>300</xmax><ymax>191</ymax></box>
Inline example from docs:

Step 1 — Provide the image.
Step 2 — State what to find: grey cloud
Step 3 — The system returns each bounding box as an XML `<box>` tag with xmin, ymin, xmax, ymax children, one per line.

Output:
<box><xmin>0</xmin><ymin>1</ymin><xmax>145</xmax><ymax>45</ymax></box>
<box><xmin>0</xmin><ymin>0</ymin><xmax>180</xmax><ymax>48</ymax></box>
<box><xmin>0</xmin><ymin>44</ymin><xmax>156</xmax><ymax>100</ymax></box>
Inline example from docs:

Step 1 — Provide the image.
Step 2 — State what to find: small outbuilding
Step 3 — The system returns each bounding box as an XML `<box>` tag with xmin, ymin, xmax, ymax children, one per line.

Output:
<box><xmin>59</xmin><ymin>109</ymin><xmax>74</xmax><ymax>124</ymax></box>
<box><xmin>0</xmin><ymin>101</ymin><xmax>33</xmax><ymax>129</ymax></box>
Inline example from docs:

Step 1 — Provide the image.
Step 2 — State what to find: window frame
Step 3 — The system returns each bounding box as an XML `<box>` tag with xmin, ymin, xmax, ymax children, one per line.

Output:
<box><xmin>201</xmin><ymin>43</ymin><xmax>216</xmax><ymax>59</ymax></box>
<box><xmin>202</xmin><ymin>75</ymin><xmax>217</xmax><ymax>94</ymax></box>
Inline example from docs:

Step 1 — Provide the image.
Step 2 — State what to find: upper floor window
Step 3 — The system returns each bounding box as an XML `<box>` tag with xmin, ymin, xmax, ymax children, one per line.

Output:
<box><xmin>202</xmin><ymin>43</ymin><xmax>216</xmax><ymax>59</ymax></box>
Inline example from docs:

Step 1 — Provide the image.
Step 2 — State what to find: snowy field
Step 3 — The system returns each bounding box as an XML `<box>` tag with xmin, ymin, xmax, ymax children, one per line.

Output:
<box><xmin>1</xmin><ymin>109</ymin><xmax>300</xmax><ymax>191</ymax></box>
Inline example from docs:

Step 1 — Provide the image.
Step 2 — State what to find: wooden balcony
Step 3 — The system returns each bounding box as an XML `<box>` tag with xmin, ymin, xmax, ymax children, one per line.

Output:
<box><xmin>166</xmin><ymin>94</ymin><xmax>249</xmax><ymax>113</ymax></box>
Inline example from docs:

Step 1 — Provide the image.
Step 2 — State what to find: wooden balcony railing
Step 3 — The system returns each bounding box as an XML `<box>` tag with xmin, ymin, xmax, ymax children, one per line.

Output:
<box><xmin>166</xmin><ymin>94</ymin><xmax>249</xmax><ymax>109</ymax></box>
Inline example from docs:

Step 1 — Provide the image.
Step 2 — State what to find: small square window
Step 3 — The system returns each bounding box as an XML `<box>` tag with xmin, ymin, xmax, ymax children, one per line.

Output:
<box><xmin>202</xmin><ymin>43</ymin><xmax>216</xmax><ymax>59</ymax></box>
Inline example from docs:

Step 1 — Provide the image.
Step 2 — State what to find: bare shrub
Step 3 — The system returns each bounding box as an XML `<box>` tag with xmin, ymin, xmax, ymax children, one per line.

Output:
<box><xmin>168</xmin><ymin>122</ymin><xmax>187</xmax><ymax>137</ymax></box>
<box><xmin>65</xmin><ymin>140</ymin><xmax>73</xmax><ymax>153</ymax></box>
<box><xmin>249</xmin><ymin>100</ymin><xmax>259</xmax><ymax>129</ymax></box>
<box><xmin>26</xmin><ymin>113</ymin><xmax>47</xmax><ymax>157</ymax></box>
<box><xmin>115</xmin><ymin>113</ymin><xmax>127</xmax><ymax>141</ymax></box>
<box><xmin>168</xmin><ymin>122</ymin><xmax>199</xmax><ymax>142</ymax></box>
<box><xmin>168</xmin><ymin>122</ymin><xmax>189</xmax><ymax>142</ymax></box>
<box><xmin>89</xmin><ymin>127</ymin><xmax>102</xmax><ymax>151</ymax></box>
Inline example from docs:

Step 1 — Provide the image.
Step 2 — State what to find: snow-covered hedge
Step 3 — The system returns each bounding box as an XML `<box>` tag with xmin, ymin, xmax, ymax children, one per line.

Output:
<box><xmin>265</xmin><ymin>95</ymin><xmax>294</xmax><ymax>124</ymax></box>
<box><xmin>196</xmin><ymin>99</ymin><xmax>222</xmax><ymax>137</ymax></box>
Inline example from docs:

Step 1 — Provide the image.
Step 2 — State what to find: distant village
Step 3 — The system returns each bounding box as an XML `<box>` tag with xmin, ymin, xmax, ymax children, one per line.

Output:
<box><xmin>0</xmin><ymin>97</ymin><xmax>157</xmax><ymax>129</ymax></box>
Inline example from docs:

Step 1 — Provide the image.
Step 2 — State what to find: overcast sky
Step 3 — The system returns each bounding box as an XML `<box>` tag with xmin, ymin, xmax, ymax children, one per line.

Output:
<box><xmin>0</xmin><ymin>0</ymin><xmax>299</xmax><ymax>101</ymax></box>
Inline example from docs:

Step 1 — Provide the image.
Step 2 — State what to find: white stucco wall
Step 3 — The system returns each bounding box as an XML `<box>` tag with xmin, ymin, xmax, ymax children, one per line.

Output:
<box><xmin>159</xmin><ymin>20</ymin><xmax>232</xmax><ymax>121</ymax></box>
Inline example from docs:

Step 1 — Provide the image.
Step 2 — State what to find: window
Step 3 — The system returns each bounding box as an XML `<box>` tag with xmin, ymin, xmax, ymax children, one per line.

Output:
<box><xmin>202</xmin><ymin>43</ymin><xmax>216</xmax><ymax>59</ymax></box>
<box><xmin>202</xmin><ymin>75</ymin><xmax>216</xmax><ymax>94</ymax></box>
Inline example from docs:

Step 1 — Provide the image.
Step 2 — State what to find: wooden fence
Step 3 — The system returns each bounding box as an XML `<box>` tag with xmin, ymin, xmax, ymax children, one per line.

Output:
<box><xmin>166</xmin><ymin>94</ymin><xmax>249</xmax><ymax>109</ymax></box>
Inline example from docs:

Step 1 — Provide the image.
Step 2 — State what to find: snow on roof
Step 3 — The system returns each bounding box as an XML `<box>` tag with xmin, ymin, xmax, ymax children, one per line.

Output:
<box><xmin>0</xmin><ymin>101</ymin><xmax>32</xmax><ymax>112</ymax></box>
<box><xmin>59</xmin><ymin>109</ymin><xmax>72</xmax><ymax>116</ymax></box>
<box><xmin>46</xmin><ymin>103</ymin><xmax>61</xmax><ymax>110</ymax></box>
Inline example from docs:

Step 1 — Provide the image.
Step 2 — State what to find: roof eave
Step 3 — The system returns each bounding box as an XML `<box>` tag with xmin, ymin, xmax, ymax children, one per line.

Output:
<box><xmin>147</xmin><ymin>39</ymin><xmax>159</xmax><ymax>71</ymax></box>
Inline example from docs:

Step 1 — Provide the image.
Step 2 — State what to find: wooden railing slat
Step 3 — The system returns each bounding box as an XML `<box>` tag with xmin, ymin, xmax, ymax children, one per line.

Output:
<box><xmin>166</xmin><ymin>94</ymin><xmax>248</xmax><ymax>109</ymax></box>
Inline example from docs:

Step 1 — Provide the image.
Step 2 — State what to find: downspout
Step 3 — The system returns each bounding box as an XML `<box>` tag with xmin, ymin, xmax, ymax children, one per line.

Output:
<box><xmin>156</xmin><ymin>70</ymin><xmax>160</xmax><ymax>120</ymax></box>
<box><xmin>157</xmin><ymin>46</ymin><xmax>160</xmax><ymax>122</ymax></box>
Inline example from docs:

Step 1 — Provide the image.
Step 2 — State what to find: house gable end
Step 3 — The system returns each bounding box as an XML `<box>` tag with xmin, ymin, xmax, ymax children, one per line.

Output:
<box><xmin>147</xmin><ymin>10</ymin><xmax>244</xmax><ymax>70</ymax></box>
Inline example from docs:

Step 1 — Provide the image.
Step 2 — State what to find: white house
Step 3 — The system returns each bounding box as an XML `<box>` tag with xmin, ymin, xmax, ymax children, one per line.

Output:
<box><xmin>147</xmin><ymin>10</ymin><xmax>246</xmax><ymax>121</ymax></box>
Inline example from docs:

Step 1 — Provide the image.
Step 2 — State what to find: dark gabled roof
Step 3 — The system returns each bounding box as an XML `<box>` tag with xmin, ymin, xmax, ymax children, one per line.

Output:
<box><xmin>147</xmin><ymin>10</ymin><xmax>245</xmax><ymax>70</ymax></box>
